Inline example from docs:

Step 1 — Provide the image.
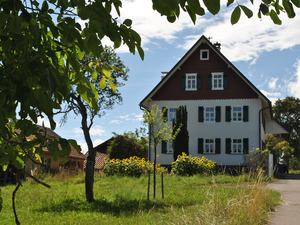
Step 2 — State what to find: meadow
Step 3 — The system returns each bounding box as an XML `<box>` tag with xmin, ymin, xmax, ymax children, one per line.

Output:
<box><xmin>0</xmin><ymin>171</ymin><xmax>281</xmax><ymax>225</ymax></box>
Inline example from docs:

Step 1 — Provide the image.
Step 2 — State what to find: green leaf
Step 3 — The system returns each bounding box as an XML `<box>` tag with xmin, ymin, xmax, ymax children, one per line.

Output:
<box><xmin>137</xmin><ymin>45</ymin><xmax>145</xmax><ymax>61</ymax></box>
<box><xmin>107</xmin><ymin>80</ymin><xmax>117</xmax><ymax>92</ymax></box>
<box><xmin>231</xmin><ymin>6</ymin><xmax>241</xmax><ymax>25</ymax></box>
<box><xmin>291</xmin><ymin>0</ymin><xmax>300</xmax><ymax>7</ymax></box>
<box><xmin>0</xmin><ymin>189</ymin><xmax>2</xmax><ymax>213</ymax></box>
<box><xmin>262</xmin><ymin>0</ymin><xmax>272</xmax><ymax>4</ymax></box>
<box><xmin>163</xmin><ymin>0</ymin><xmax>181</xmax><ymax>12</ymax></box>
<box><xmin>68</xmin><ymin>139</ymin><xmax>82</xmax><ymax>154</ymax></box>
<box><xmin>100</xmin><ymin>78</ymin><xmax>106</xmax><ymax>89</ymax></box>
<box><xmin>270</xmin><ymin>9</ymin><xmax>282</xmax><ymax>24</ymax></box>
<box><xmin>240</xmin><ymin>5</ymin><xmax>253</xmax><ymax>18</ymax></box>
<box><xmin>203</xmin><ymin>0</ymin><xmax>220</xmax><ymax>15</ymax></box>
<box><xmin>123</xmin><ymin>19</ymin><xmax>132</xmax><ymax>26</ymax></box>
<box><xmin>260</xmin><ymin>3</ymin><xmax>269</xmax><ymax>15</ymax></box>
<box><xmin>167</xmin><ymin>14</ymin><xmax>176</xmax><ymax>23</ymax></box>
<box><xmin>283</xmin><ymin>0</ymin><xmax>296</xmax><ymax>18</ymax></box>
<box><xmin>187</xmin><ymin>0</ymin><xmax>205</xmax><ymax>15</ymax></box>
<box><xmin>91</xmin><ymin>70</ymin><xmax>98</xmax><ymax>81</ymax></box>
<box><xmin>227</xmin><ymin>0</ymin><xmax>234</xmax><ymax>7</ymax></box>
<box><xmin>186</xmin><ymin>6</ymin><xmax>196</xmax><ymax>24</ymax></box>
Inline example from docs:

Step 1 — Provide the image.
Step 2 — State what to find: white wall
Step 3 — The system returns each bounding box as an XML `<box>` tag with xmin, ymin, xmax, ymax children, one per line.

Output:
<box><xmin>149</xmin><ymin>98</ymin><xmax>261</xmax><ymax>166</ymax></box>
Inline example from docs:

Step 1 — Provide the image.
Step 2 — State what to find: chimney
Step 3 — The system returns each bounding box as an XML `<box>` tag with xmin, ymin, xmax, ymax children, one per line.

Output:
<box><xmin>214</xmin><ymin>42</ymin><xmax>221</xmax><ymax>51</ymax></box>
<box><xmin>161</xmin><ymin>72</ymin><xmax>168</xmax><ymax>80</ymax></box>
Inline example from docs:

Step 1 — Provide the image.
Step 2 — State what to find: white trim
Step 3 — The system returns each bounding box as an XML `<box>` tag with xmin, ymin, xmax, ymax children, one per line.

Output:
<box><xmin>200</xmin><ymin>49</ymin><xmax>209</xmax><ymax>60</ymax></box>
<box><xmin>232</xmin><ymin>106</ymin><xmax>243</xmax><ymax>122</ymax></box>
<box><xmin>232</xmin><ymin>138</ymin><xmax>243</xmax><ymax>154</ymax></box>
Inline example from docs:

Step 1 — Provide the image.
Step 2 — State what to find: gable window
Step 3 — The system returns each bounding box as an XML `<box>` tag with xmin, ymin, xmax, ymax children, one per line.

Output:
<box><xmin>205</xmin><ymin>107</ymin><xmax>215</xmax><ymax>122</ymax></box>
<box><xmin>186</xmin><ymin>74</ymin><xmax>196</xmax><ymax>90</ymax></box>
<box><xmin>226</xmin><ymin>138</ymin><xmax>249</xmax><ymax>154</ymax></box>
<box><xmin>200</xmin><ymin>49</ymin><xmax>209</xmax><ymax>60</ymax></box>
<box><xmin>212</xmin><ymin>73</ymin><xmax>223</xmax><ymax>90</ymax></box>
<box><xmin>232</xmin><ymin>106</ymin><xmax>242</xmax><ymax>121</ymax></box>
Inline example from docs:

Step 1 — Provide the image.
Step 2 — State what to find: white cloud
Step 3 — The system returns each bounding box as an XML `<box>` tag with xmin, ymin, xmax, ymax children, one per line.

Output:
<box><xmin>78</xmin><ymin>139</ymin><xmax>104</xmax><ymax>154</ymax></box>
<box><xmin>73</xmin><ymin>125</ymin><xmax>105</xmax><ymax>136</ymax></box>
<box><xmin>287</xmin><ymin>58</ymin><xmax>300</xmax><ymax>98</ymax></box>
<box><xmin>120</xmin><ymin>113</ymin><xmax>143</xmax><ymax>121</ymax></box>
<box><xmin>36</xmin><ymin>117</ymin><xmax>60</xmax><ymax>128</ymax></box>
<box><xmin>268</xmin><ymin>78</ymin><xmax>278</xmax><ymax>90</ymax></box>
<box><xmin>109</xmin><ymin>120</ymin><xmax>122</xmax><ymax>124</ymax></box>
<box><xmin>260</xmin><ymin>90</ymin><xmax>282</xmax><ymax>97</ymax></box>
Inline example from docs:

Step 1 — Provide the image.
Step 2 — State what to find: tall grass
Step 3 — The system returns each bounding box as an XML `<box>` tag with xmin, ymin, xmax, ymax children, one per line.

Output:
<box><xmin>0</xmin><ymin>171</ymin><xmax>280</xmax><ymax>225</ymax></box>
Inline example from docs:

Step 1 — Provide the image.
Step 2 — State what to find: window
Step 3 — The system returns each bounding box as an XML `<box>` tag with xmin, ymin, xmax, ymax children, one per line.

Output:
<box><xmin>198</xmin><ymin>106</ymin><xmax>221</xmax><ymax>122</ymax></box>
<box><xmin>169</xmin><ymin>108</ymin><xmax>177</xmax><ymax>122</ymax></box>
<box><xmin>200</xmin><ymin>49</ymin><xmax>209</xmax><ymax>60</ymax></box>
<box><xmin>167</xmin><ymin>140</ymin><xmax>173</xmax><ymax>153</ymax></box>
<box><xmin>205</xmin><ymin>139</ymin><xmax>214</xmax><ymax>153</ymax></box>
<box><xmin>232</xmin><ymin>139</ymin><xmax>242</xmax><ymax>153</ymax></box>
<box><xmin>186</xmin><ymin>74</ymin><xmax>196</xmax><ymax>90</ymax></box>
<box><xmin>226</xmin><ymin>138</ymin><xmax>249</xmax><ymax>154</ymax></box>
<box><xmin>212</xmin><ymin>73</ymin><xmax>223</xmax><ymax>90</ymax></box>
<box><xmin>198</xmin><ymin>138</ymin><xmax>221</xmax><ymax>154</ymax></box>
<box><xmin>232</xmin><ymin>106</ymin><xmax>242</xmax><ymax>121</ymax></box>
<box><xmin>205</xmin><ymin>107</ymin><xmax>215</xmax><ymax>122</ymax></box>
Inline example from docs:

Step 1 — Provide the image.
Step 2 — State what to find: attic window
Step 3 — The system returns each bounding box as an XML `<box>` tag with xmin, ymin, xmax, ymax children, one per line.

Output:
<box><xmin>200</xmin><ymin>49</ymin><xmax>209</xmax><ymax>60</ymax></box>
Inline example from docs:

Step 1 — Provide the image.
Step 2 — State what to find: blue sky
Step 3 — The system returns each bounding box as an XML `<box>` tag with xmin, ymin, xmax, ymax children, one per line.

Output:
<box><xmin>38</xmin><ymin>0</ymin><xmax>300</xmax><ymax>153</ymax></box>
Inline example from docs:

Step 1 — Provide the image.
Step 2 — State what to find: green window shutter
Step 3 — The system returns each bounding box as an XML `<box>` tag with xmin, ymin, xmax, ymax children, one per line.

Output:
<box><xmin>162</xmin><ymin>141</ymin><xmax>167</xmax><ymax>153</ymax></box>
<box><xmin>215</xmin><ymin>138</ymin><xmax>221</xmax><ymax>154</ymax></box>
<box><xmin>162</xmin><ymin>107</ymin><xmax>168</xmax><ymax>122</ymax></box>
<box><xmin>197</xmin><ymin>73</ymin><xmax>202</xmax><ymax>89</ymax></box>
<box><xmin>226</xmin><ymin>138</ymin><xmax>231</xmax><ymax>154</ymax></box>
<box><xmin>198</xmin><ymin>106</ymin><xmax>204</xmax><ymax>122</ymax></box>
<box><xmin>207</xmin><ymin>74</ymin><xmax>212</xmax><ymax>89</ymax></box>
<box><xmin>243</xmin><ymin>138</ymin><xmax>249</xmax><ymax>154</ymax></box>
<box><xmin>181</xmin><ymin>74</ymin><xmax>186</xmax><ymax>89</ymax></box>
<box><xmin>216</xmin><ymin>106</ymin><xmax>221</xmax><ymax>122</ymax></box>
<box><xmin>198</xmin><ymin>138</ymin><xmax>204</xmax><ymax>154</ymax></box>
<box><xmin>243</xmin><ymin>106</ymin><xmax>249</xmax><ymax>122</ymax></box>
<box><xmin>226</xmin><ymin>106</ymin><xmax>231</xmax><ymax>122</ymax></box>
<box><xmin>223</xmin><ymin>73</ymin><xmax>228</xmax><ymax>88</ymax></box>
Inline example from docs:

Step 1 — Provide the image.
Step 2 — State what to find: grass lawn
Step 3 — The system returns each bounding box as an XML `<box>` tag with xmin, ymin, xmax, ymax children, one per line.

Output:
<box><xmin>0</xmin><ymin>172</ymin><xmax>281</xmax><ymax>225</ymax></box>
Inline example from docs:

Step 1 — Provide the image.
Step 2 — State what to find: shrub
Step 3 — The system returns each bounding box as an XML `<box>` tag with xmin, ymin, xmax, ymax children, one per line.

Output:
<box><xmin>102</xmin><ymin>156</ymin><xmax>167</xmax><ymax>177</ymax></box>
<box><xmin>289</xmin><ymin>157</ymin><xmax>300</xmax><ymax>170</ymax></box>
<box><xmin>107</xmin><ymin>135</ymin><xmax>148</xmax><ymax>160</ymax></box>
<box><xmin>171</xmin><ymin>152</ymin><xmax>216</xmax><ymax>176</ymax></box>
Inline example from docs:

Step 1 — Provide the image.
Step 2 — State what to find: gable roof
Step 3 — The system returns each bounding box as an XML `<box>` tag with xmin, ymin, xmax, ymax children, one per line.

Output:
<box><xmin>139</xmin><ymin>35</ymin><xmax>271</xmax><ymax>110</ymax></box>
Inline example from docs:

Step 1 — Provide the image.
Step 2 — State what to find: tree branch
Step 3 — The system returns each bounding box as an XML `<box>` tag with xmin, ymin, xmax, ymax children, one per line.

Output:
<box><xmin>22</xmin><ymin>170</ymin><xmax>51</xmax><ymax>188</ymax></box>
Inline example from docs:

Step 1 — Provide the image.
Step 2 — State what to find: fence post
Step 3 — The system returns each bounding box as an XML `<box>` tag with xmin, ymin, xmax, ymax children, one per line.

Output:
<box><xmin>161</xmin><ymin>172</ymin><xmax>164</xmax><ymax>199</ymax></box>
<box><xmin>147</xmin><ymin>172</ymin><xmax>150</xmax><ymax>201</ymax></box>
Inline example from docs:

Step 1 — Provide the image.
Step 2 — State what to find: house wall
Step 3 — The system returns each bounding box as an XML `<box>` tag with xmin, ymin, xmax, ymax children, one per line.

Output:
<box><xmin>149</xmin><ymin>98</ymin><xmax>262</xmax><ymax>166</ymax></box>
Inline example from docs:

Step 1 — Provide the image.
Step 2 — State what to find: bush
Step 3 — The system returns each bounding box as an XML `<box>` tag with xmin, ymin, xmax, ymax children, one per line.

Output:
<box><xmin>289</xmin><ymin>157</ymin><xmax>300</xmax><ymax>170</ymax></box>
<box><xmin>102</xmin><ymin>156</ymin><xmax>167</xmax><ymax>177</ymax></box>
<box><xmin>107</xmin><ymin>135</ymin><xmax>148</xmax><ymax>160</ymax></box>
<box><xmin>171</xmin><ymin>153</ymin><xmax>216</xmax><ymax>176</ymax></box>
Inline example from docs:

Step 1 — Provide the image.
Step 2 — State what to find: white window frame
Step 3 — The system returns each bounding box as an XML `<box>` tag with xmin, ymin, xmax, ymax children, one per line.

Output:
<box><xmin>200</xmin><ymin>49</ymin><xmax>209</xmax><ymax>60</ymax></box>
<box><xmin>205</xmin><ymin>107</ymin><xmax>215</xmax><ymax>122</ymax></box>
<box><xmin>232</xmin><ymin>106</ymin><xmax>243</xmax><ymax>122</ymax></box>
<box><xmin>185</xmin><ymin>73</ymin><xmax>197</xmax><ymax>91</ymax></box>
<box><xmin>212</xmin><ymin>72</ymin><xmax>223</xmax><ymax>90</ymax></box>
<box><xmin>167</xmin><ymin>140</ymin><xmax>173</xmax><ymax>153</ymax></box>
<box><xmin>168</xmin><ymin>108</ymin><xmax>177</xmax><ymax>123</ymax></box>
<box><xmin>204</xmin><ymin>138</ymin><xmax>215</xmax><ymax>154</ymax></box>
<box><xmin>232</xmin><ymin>139</ymin><xmax>243</xmax><ymax>154</ymax></box>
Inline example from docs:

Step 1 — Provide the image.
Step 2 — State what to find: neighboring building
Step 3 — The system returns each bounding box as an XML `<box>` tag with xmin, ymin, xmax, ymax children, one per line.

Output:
<box><xmin>22</xmin><ymin>126</ymin><xmax>86</xmax><ymax>174</ymax></box>
<box><xmin>139</xmin><ymin>35</ymin><xmax>289</xmax><ymax>167</ymax></box>
<box><xmin>84</xmin><ymin>138</ymin><xmax>112</xmax><ymax>170</ymax></box>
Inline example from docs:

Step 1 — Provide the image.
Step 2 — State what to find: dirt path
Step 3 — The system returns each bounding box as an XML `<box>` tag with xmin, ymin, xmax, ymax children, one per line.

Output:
<box><xmin>266</xmin><ymin>173</ymin><xmax>300</xmax><ymax>225</ymax></box>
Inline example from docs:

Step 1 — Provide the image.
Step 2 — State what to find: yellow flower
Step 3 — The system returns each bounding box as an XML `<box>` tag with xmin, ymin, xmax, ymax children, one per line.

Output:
<box><xmin>172</xmin><ymin>162</ymin><xmax>176</xmax><ymax>165</ymax></box>
<box><xmin>182</xmin><ymin>152</ymin><xmax>186</xmax><ymax>156</ymax></box>
<box><xmin>177</xmin><ymin>155</ymin><xmax>181</xmax><ymax>159</ymax></box>
<box><xmin>104</xmin><ymin>157</ymin><xmax>106</xmax><ymax>160</ymax></box>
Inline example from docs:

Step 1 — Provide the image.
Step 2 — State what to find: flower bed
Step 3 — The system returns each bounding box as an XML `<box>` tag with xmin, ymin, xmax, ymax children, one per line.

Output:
<box><xmin>171</xmin><ymin>153</ymin><xmax>216</xmax><ymax>176</ymax></box>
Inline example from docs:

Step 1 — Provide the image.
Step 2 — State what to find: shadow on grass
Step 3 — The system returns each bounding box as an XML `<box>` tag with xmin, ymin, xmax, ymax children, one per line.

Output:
<box><xmin>36</xmin><ymin>195</ymin><xmax>173</xmax><ymax>216</ymax></box>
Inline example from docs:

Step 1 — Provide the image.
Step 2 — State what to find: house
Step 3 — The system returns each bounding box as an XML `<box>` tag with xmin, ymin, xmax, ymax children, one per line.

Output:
<box><xmin>139</xmin><ymin>35</ymin><xmax>289</xmax><ymax>167</ymax></box>
<box><xmin>23</xmin><ymin>126</ymin><xmax>86</xmax><ymax>174</ymax></box>
<box><xmin>84</xmin><ymin>138</ymin><xmax>112</xmax><ymax>170</ymax></box>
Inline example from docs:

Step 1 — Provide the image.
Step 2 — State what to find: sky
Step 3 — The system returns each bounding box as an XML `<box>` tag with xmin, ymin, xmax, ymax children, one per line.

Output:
<box><xmin>39</xmin><ymin>0</ymin><xmax>300</xmax><ymax>153</ymax></box>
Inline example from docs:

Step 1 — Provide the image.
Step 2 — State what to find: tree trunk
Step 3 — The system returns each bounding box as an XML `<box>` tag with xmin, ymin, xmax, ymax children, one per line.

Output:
<box><xmin>153</xmin><ymin>144</ymin><xmax>156</xmax><ymax>199</ymax></box>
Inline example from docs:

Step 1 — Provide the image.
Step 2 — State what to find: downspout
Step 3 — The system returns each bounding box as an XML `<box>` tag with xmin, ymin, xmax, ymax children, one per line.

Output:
<box><xmin>139</xmin><ymin>104</ymin><xmax>151</xmax><ymax>162</ymax></box>
<box><xmin>259</xmin><ymin>106</ymin><xmax>270</xmax><ymax>151</ymax></box>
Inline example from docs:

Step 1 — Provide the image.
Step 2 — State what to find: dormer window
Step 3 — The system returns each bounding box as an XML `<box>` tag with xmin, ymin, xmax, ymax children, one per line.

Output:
<box><xmin>200</xmin><ymin>49</ymin><xmax>209</xmax><ymax>60</ymax></box>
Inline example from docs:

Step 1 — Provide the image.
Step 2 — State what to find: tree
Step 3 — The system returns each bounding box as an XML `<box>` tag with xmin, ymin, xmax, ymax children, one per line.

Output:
<box><xmin>172</xmin><ymin>105</ymin><xmax>189</xmax><ymax>161</ymax></box>
<box><xmin>273</xmin><ymin>96</ymin><xmax>300</xmax><ymax>158</ymax></box>
<box><xmin>265</xmin><ymin>133</ymin><xmax>294</xmax><ymax>165</ymax></box>
<box><xmin>57</xmin><ymin>46</ymin><xmax>129</xmax><ymax>202</ymax></box>
<box><xmin>107</xmin><ymin>131</ymin><xmax>148</xmax><ymax>160</ymax></box>
<box><xmin>143</xmin><ymin>105</ymin><xmax>180</xmax><ymax>198</ymax></box>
